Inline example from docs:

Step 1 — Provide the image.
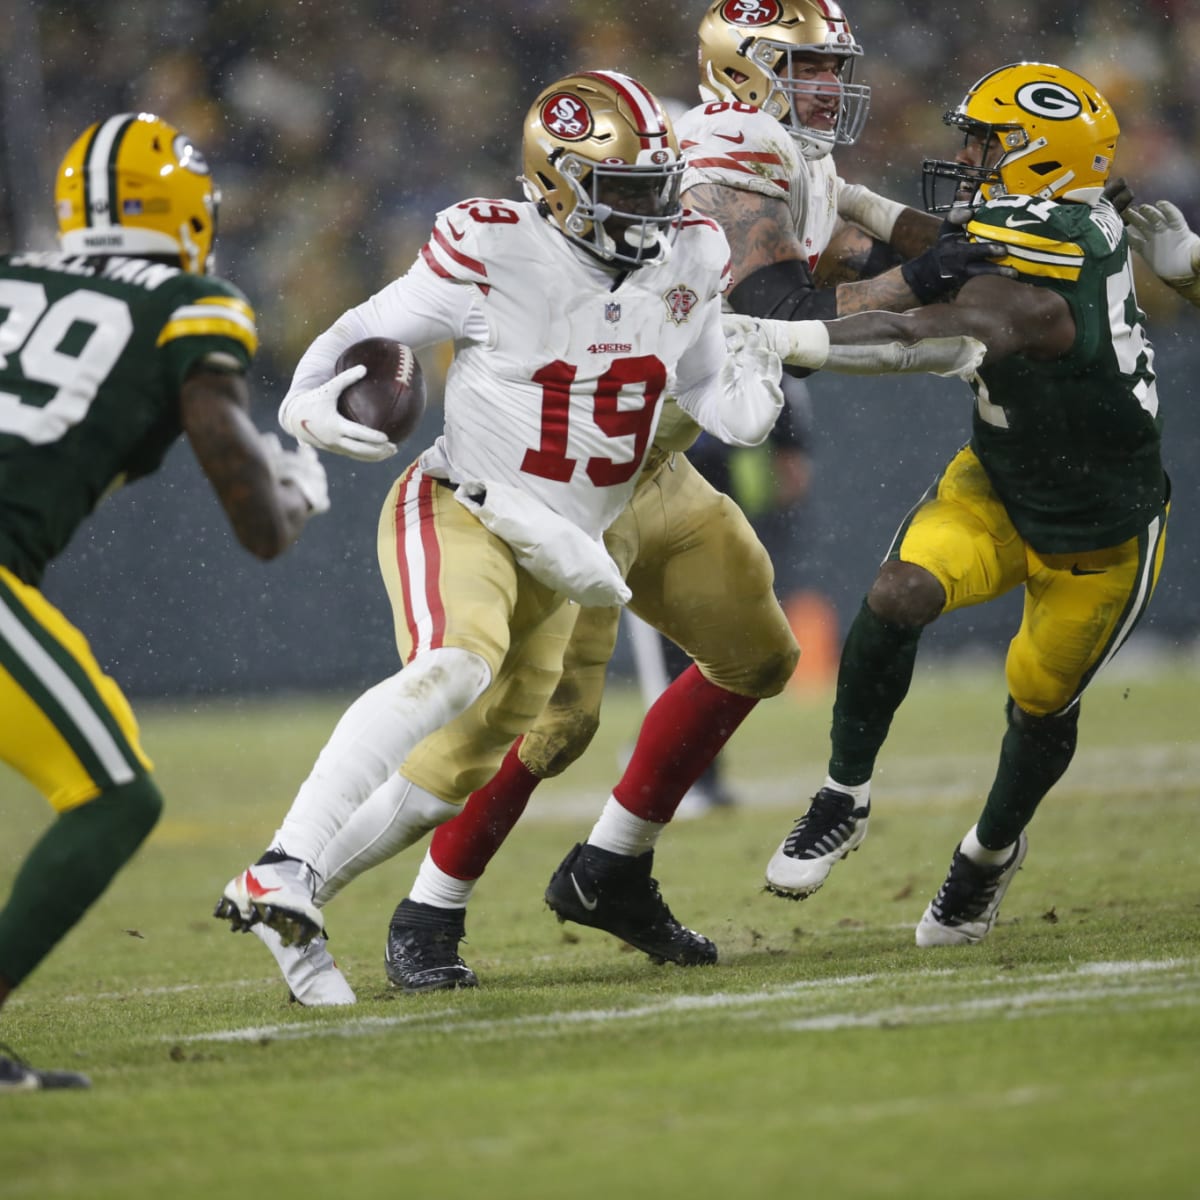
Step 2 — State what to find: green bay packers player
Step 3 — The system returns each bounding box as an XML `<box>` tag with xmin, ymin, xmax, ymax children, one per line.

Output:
<box><xmin>0</xmin><ymin>113</ymin><xmax>329</xmax><ymax>1089</ymax></box>
<box><xmin>757</xmin><ymin>63</ymin><xmax>1168</xmax><ymax>945</ymax></box>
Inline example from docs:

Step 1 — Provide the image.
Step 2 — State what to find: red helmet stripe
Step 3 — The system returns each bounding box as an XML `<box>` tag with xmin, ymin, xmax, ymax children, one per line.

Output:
<box><xmin>578</xmin><ymin>70</ymin><xmax>669</xmax><ymax>149</ymax></box>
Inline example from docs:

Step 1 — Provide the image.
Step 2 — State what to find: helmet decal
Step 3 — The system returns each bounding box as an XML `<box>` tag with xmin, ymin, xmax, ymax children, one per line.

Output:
<box><xmin>540</xmin><ymin>93</ymin><xmax>594</xmax><ymax>141</ymax></box>
<box><xmin>56</xmin><ymin>112</ymin><xmax>219</xmax><ymax>274</ymax></box>
<box><xmin>522</xmin><ymin>72</ymin><xmax>684</xmax><ymax>268</ymax></box>
<box><xmin>1014</xmin><ymin>81</ymin><xmax>1082</xmax><ymax>121</ymax></box>
<box><xmin>698</xmin><ymin>0</ymin><xmax>869</xmax><ymax>159</ymax></box>
<box><xmin>719</xmin><ymin>0</ymin><xmax>784</xmax><ymax>26</ymax></box>
<box><xmin>172</xmin><ymin>133</ymin><xmax>210</xmax><ymax>175</ymax></box>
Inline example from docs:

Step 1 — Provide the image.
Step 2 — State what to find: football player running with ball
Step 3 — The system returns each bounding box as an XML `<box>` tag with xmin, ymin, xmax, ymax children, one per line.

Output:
<box><xmin>757</xmin><ymin>63</ymin><xmax>1170</xmax><ymax>946</ymax></box>
<box><xmin>0</xmin><ymin>113</ymin><xmax>329</xmax><ymax>1089</ymax></box>
<box><xmin>371</xmin><ymin>0</ymin><xmax>1002</xmax><ymax>995</ymax></box>
<box><xmin>214</xmin><ymin>68</ymin><xmax>982</xmax><ymax>1002</ymax></box>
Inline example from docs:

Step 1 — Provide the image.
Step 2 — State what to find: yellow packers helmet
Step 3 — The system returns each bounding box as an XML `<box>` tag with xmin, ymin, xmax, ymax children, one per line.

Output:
<box><xmin>922</xmin><ymin>63</ymin><xmax>1120</xmax><ymax>212</ymax></box>
<box><xmin>56</xmin><ymin>112</ymin><xmax>218</xmax><ymax>274</ymax></box>
<box><xmin>697</xmin><ymin>0</ymin><xmax>870</xmax><ymax>160</ymax></box>
<box><xmin>521</xmin><ymin>70</ymin><xmax>684</xmax><ymax>268</ymax></box>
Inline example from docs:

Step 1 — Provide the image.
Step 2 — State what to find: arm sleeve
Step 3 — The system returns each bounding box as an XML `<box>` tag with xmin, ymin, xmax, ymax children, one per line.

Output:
<box><xmin>285</xmin><ymin>259</ymin><xmax>480</xmax><ymax>398</ymax></box>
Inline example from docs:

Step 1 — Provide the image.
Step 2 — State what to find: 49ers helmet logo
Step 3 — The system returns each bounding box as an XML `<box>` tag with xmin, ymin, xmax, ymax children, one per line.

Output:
<box><xmin>719</xmin><ymin>0</ymin><xmax>783</xmax><ymax>26</ymax></box>
<box><xmin>1014</xmin><ymin>81</ymin><xmax>1082</xmax><ymax>120</ymax></box>
<box><xmin>541</xmin><ymin>92</ymin><xmax>594</xmax><ymax>140</ymax></box>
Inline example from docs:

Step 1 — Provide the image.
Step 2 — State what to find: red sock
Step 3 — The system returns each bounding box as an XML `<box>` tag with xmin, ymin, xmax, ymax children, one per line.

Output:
<box><xmin>429</xmin><ymin>740</ymin><xmax>542</xmax><ymax>880</ymax></box>
<box><xmin>613</xmin><ymin>665</ymin><xmax>758</xmax><ymax>823</ymax></box>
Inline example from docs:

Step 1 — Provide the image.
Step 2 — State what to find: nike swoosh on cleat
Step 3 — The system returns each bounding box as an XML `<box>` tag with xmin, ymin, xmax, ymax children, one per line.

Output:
<box><xmin>569</xmin><ymin>873</ymin><xmax>599</xmax><ymax>912</ymax></box>
<box><xmin>243</xmin><ymin>868</ymin><xmax>281</xmax><ymax>898</ymax></box>
<box><xmin>714</xmin><ymin>131</ymin><xmax>746</xmax><ymax>145</ymax></box>
<box><xmin>1070</xmin><ymin>564</ymin><xmax>1106</xmax><ymax>575</ymax></box>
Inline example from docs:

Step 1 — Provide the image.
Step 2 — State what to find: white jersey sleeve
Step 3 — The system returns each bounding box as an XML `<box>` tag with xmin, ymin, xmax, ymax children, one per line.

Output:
<box><xmin>285</xmin><ymin>204</ymin><xmax>491</xmax><ymax>398</ymax></box>
<box><xmin>677</xmin><ymin>100</ymin><xmax>844</xmax><ymax>270</ymax></box>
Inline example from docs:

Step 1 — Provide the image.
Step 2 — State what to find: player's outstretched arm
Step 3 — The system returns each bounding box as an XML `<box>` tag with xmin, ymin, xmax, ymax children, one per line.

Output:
<box><xmin>181</xmin><ymin>364</ymin><xmax>329</xmax><ymax>559</ymax></box>
<box><xmin>1126</xmin><ymin>200</ymin><xmax>1200</xmax><ymax>307</ymax></box>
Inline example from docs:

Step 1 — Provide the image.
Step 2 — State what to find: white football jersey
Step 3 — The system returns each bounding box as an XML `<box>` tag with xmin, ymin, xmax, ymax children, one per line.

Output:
<box><xmin>290</xmin><ymin>199</ymin><xmax>732</xmax><ymax>539</ymax></box>
<box><xmin>676</xmin><ymin>100</ymin><xmax>843</xmax><ymax>272</ymax></box>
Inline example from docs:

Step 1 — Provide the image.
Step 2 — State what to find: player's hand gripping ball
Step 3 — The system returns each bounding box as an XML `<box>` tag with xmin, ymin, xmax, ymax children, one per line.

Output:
<box><xmin>334</xmin><ymin>338</ymin><xmax>426</xmax><ymax>443</ymax></box>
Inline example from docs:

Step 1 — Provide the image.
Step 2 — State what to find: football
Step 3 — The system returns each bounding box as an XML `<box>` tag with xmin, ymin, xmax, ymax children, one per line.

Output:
<box><xmin>335</xmin><ymin>338</ymin><xmax>426</xmax><ymax>444</ymax></box>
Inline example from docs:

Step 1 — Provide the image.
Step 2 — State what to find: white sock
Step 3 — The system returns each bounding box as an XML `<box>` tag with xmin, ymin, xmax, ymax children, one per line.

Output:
<box><xmin>314</xmin><ymin>775</ymin><xmax>460</xmax><ymax>906</ymax></box>
<box><xmin>960</xmin><ymin>824</ymin><xmax>1015</xmax><ymax>866</ymax></box>
<box><xmin>408</xmin><ymin>848</ymin><xmax>477</xmax><ymax>909</ymax></box>
<box><xmin>587</xmin><ymin>795</ymin><xmax>664</xmax><ymax>857</ymax></box>
<box><xmin>825</xmin><ymin>777</ymin><xmax>871</xmax><ymax>806</ymax></box>
<box><xmin>271</xmin><ymin>647</ymin><xmax>490</xmax><ymax>866</ymax></box>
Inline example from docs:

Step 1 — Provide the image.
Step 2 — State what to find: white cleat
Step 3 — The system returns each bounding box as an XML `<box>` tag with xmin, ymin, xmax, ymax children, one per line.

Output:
<box><xmin>915</xmin><ymin>832</ymin><xmax>1029</xmax><ymax>947</ymax></box>
<box><xmin>765</xmin><ymin>788</ymin><xmax>869</xmax><ymax>899</ymax></box>
<box><xmin>251</xmin><ymin>923</ymin><xmax>356</xmax><ymax>1006</ymax></box>
<box><xmin>214</xmin><ymin>856</ymin><xmax>326</xmax><ymax>947</ymax></box>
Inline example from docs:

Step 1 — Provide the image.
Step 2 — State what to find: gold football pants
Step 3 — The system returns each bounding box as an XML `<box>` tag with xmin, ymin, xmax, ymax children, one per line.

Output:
<box><xmin>378</xmin><ymin>466</ymin><xmax>580</xmax><ymax>803</ymax></box>
<box><xmin>520</xmin><ymin>451</ymin><xmax>799</xmax><ymax>779</ymax></box>
<box><xmin>891</xmin><ymin>446</ymin><xmax>1168</xmax><ymax>716</ymax></box>
<box><xmin>0</xmin><ymin>566</ymin><xmax>153</xmax><ymax>812</ymax></box>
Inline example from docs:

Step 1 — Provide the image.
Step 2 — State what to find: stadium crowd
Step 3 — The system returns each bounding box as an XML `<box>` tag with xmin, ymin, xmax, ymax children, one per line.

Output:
<box><xmin>5</xmin><ymin>0</ymin><xmax>1198</xmax><ymax>391</ymax></box>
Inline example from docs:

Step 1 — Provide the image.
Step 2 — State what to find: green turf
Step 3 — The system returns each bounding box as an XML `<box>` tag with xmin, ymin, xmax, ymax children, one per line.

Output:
<box><xmin>2</xmin><ymin>659</ymin><xmax>1197</xmax><ymax>1199</ymax></box>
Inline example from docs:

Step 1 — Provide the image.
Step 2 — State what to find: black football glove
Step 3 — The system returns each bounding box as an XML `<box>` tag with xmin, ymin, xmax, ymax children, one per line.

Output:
<box><xmin>1103</xmin><ymin>175</ymin><xmax>1134</xmax><ymax>219</ymax></box>
<box><xmin>900</xmin><ymin>212</ymin><xmax>1013</xmax><ymax>304</ymax></box>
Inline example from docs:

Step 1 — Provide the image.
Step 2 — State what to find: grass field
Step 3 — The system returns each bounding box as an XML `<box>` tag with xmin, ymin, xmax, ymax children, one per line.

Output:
<box><xmin>2</xmin><ymin>655</ymin><xmax>1198</xmax><ymax>1198</ymax></box>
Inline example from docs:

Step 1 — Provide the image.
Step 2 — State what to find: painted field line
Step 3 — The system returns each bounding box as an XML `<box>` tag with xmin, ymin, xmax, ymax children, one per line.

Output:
<box><xmin>171</xmin><ymin>957</ymin><xmax>1198</xmax><ymax>1046</ymax></box>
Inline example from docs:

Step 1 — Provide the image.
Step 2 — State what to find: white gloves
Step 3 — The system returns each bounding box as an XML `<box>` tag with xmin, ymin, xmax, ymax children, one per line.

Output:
<box><xmin>749</xmin><ymin>315</ymin><xmax>986</xmax><ymax>380</ymax></box>
<box><xmin>259</xmin><ymin>433</ymin><xmax>331</xmax><ymax>514</ymax></box>
<box><xmin>1125</xmin><ymin>201</ymin><xmax>1200</xmax><ymax>306</ymax></box>
<box><xmin>278</xmin><ymin>365</ymin><xmax>398</xmax><ymax>462</ymax></box>
<box><xmin>712</xmin><ymin>314</ymin><xmax>784</xmax><ymax>445</ymax></box>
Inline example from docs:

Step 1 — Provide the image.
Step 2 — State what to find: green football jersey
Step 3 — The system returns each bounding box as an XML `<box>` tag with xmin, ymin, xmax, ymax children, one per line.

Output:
<box><xmin>963</xmin><ymin>195</ymin><xmax>1164</xmax><ymax>553</ymax></box>
<box><xmin>0</xmin><ymin>252</ymin><xmax>258</xmax><ymax>585</ymax></box>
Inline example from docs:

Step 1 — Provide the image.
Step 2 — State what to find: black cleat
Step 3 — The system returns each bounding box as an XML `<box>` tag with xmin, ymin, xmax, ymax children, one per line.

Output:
<box><xmin>0</xmin><ymin>1043</ymin><xmax>90</xmax><ymax>1092</ymax></box>
<box><xmin>544</xmin><ymin>842</ymin><xmax>717</xmax><ymax>966</ymax></box>
<box><xmin>384</xmin><ymin>898</ymin><xmax>479</xmax><ymax>993</ymax></box>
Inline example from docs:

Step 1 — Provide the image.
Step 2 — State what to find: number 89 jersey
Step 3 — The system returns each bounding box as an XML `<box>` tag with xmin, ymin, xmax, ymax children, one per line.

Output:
<box><xmin>963</xmin><ymin>196</ymin><xmax>1164</xmax><ymax>553</ymax></box>
<box><xmin>0</xmin><ymin>251</ymin><xmax>257</xmax><ymax>584</ymax></box>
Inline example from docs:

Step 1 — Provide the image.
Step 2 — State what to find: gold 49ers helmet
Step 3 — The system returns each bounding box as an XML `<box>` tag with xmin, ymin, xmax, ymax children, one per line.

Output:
<box><xmin>697</xmin><ymin>0</ymin><xmax>870</xmax><ymax>160</ymax></box>
<box><xmin>922</xmin><ymin>63</ymin><xmax>1120</xmax><ymax>212</ymax></box>
<box><xmin>55</xmin><ymin>112</ymin><xmax>218</xmax><ymax>274</ymax></box>
<box><xmin>521</xmin><ymin>70</ymin><xmax>685</xmax><ymax>268</ymax></box>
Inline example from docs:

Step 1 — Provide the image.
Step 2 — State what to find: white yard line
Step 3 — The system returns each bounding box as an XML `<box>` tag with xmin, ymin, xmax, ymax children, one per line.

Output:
<box><xmin>169</xmin><ymin>957</ymin><xmax>1198</xmax><ymax>1046</ymax></box>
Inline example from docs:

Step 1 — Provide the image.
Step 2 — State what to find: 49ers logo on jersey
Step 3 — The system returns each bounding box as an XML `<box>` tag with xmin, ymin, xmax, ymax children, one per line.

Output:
<box><xmin>719</xmin><ymin>0</ymin><xmax>783</xmax><ymax>27</ymax></box>
<box><xmin>663</xmin><ymin>285</ymin><xmax>699</xmax><ymax>325</ymax></box>
<box><xmin>541</xmin><ymin>93</ymin><xmax>593</xmax><ymax>140</ymax></box>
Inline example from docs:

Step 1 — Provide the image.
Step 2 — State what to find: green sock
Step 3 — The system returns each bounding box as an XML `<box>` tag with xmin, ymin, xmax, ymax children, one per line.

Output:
<box><xmin>828</xmin><ymin>599</ymin><xmax>923</xmax><ymax>787</ymax></box>
<box><xmin>0</xmin><ymin>778</ymin><xmax>163</xmax><ymax>987</ymax></box>
<box><xmin>977</xmin><ymin>698</ymin><xmax>1079</xmax><ymax>849</ymax></box>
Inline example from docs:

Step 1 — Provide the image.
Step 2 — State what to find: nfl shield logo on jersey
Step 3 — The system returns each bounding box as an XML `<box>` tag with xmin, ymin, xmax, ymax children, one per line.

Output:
<box><xmin>663</xmin><ymin>285</ymin><xmax>698</xmax><ymax>325</ymax></box>
<box><xmin>604</xmin><ymin>301</ymin><xmax>621</xmax><ymax>324</ymax></box>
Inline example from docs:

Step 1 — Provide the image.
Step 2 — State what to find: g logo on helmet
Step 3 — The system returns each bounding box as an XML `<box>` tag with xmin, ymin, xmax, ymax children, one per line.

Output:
<box><xmin>720</xmin><ymin>0</ymin><xmax>783</xmax><ymax>28</ymax></box>
<box><xmin>1014</xmin><ymin>81</ymin><xmax>1082</xmax><ymax>121</ymax></box>
<box><xmin>541</xmin><ymin>93</ymin><xmax>594</xmax><ymax>140</ymax></box>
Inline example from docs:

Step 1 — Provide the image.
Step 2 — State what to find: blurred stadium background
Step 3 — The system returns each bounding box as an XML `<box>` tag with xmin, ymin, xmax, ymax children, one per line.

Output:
<box><xmin>2</xmin><ymin>0</ymin><xmax>1198</xmax><ymax>697</ymax></box>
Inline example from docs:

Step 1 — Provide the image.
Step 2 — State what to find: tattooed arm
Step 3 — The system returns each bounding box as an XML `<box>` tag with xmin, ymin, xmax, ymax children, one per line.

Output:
<box><xmin>684</xmin><ymin>182</ymin><xmax>946</xmax><ymax>316</ymax></box>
